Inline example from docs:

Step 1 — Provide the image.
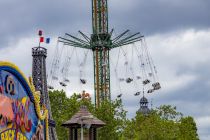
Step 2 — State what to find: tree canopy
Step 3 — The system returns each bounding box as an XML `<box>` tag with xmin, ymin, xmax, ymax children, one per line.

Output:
<box><xmin>49</xmin><ymin>90</ymin><xmax>199</xmax><ymax>140</ymax></box>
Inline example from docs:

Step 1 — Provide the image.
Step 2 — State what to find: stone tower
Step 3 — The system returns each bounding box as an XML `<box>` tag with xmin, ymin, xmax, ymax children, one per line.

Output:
<box><xmin>32</xmin><ymin>46</ymin><xmax>58</xmax><ymax>140</ymax></box>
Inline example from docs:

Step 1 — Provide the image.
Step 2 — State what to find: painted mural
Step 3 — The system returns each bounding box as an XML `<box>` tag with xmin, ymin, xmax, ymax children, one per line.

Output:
<box><xmin>0</xmin><ymin>62</ymin><xmax>48</xmax><ymax>140</ymax></box>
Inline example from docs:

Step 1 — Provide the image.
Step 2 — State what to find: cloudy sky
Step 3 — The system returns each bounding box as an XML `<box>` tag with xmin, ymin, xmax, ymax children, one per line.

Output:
<box><xmin>0</xmin><ymin>0</ymin><xmax>210</xmax><ymax>139</ymax></box>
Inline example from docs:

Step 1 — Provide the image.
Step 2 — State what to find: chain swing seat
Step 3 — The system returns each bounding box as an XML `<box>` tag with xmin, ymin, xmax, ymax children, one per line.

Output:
<box><xmin>80</xmin><ymin>79</ymin><xmax>87</xmax><ymax>84</ymax></box>
<box><xmin>147</xmin><ymin>89</ymin><xmax>154</xmax><ymax>93</ymax></box>
<box><xmin>48</xmin><ymin>85</ymin><xmax>54</xmax><ymax>90</ymax></box>
<box><xmin>126</xmin><ymin>78</ymin><xmax>133</xmax><ymax>83</ymax></box>
<box><xmin>59</xmin><ymin>82</ymin><xmax>67</xmax><ymax>87</ymax></box>
<box><xmin>134</xmin><ymin>91</ymin><xmax>141</xmax><ymax>96</ymax></box>
<box><xmin>143</xmin><ymin>79</ymin><xmax>150</xmax><ymax>85</ymax></box>
<box><xmin>152</xmin><ymin>82</ymin><xmax>161</xmax><ymax>90</ymax></box>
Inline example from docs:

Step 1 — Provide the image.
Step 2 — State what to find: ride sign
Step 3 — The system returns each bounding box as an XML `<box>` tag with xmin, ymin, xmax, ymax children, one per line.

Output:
<box><xmin>0</xmin><ymin>62</ymin><xmax>48</xmax><ymax>140</ymax></box>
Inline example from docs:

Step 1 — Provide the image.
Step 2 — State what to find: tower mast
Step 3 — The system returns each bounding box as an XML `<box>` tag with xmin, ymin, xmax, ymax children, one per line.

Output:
<box><xmin>92</xmin><ymin>0</ymin><xmax>110</xmax><ymax>106</ymax></box>
<box><xmin>92</xmin><ymin>0</ymin><xmax>108</xmax><ymax>33</ymax></box>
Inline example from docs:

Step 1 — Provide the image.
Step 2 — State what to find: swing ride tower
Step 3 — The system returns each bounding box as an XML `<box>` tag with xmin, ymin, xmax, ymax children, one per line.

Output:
<box><xmin>58</xmin><ymin>0</ymin><xmax>143</xmax><ymax>107</ymax></box>
<box><xmin>91</xmin><ymin>0</ymin><xmax>111</xmax><ymax>106</ymax></box>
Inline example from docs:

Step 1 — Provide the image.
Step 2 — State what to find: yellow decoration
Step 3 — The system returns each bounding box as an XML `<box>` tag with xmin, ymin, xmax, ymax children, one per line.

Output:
<box><xmin>21</xmin><ymin>97</ymin><xmax>27</xmax><ymax>105</ymax></box>
<box><xmin>0</xmin><ymin>61</ymin><xmax>49</xmax><ymax>140</ymax></box>
<box><xmin>29</xmin><ymin>77</ymin><xmax>48</xmax><ymax>120</ymax></box>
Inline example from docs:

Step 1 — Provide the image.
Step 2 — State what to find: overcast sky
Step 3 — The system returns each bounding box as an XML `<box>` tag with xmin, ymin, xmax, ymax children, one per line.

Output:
<box><xmin>0</xmin><ymin>0</ymin><xmax>210</xmax><ymax>139</ymax></box>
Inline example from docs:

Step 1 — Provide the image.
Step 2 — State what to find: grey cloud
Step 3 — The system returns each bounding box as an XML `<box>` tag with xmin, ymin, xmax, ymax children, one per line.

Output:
<box><xmin>109</xmin><ymin>0</ymin><xmax>210</xmax><ymax>35</ymax></box>
<box><xmin>162</xmin><ymin>62</ymin><xmax>210</xmax><ymax>101</ymax></box>
<box><xmin>1</xmin><ymin>0</ymin><xmax>210</xmax><ymax>48</ymax></box>
<box><xmin>0</xmin><ymin>0</ymin><xmax>91</xmax><ymax>49</ymax></box>
<box><xmin>152</xmin><ymin>61</ymin><xmax>210</xmax><ymax>115</ymax></box>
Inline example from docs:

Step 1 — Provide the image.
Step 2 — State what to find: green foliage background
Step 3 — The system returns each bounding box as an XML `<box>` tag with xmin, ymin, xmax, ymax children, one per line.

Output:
<box><xmin>49</xmin><ymin>90</ymin><xmax>199</xmax><ymax>140</ymax></box>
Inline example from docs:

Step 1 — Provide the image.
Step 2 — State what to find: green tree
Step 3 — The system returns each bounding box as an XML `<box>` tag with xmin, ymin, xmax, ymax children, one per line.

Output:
<box><xmin>95</xmin><ymin>99</ymin><xmax>127</xmax><ymax>140</ymax></box>
<box><xmin>49</xmin><ymin>90</ymin><xmax>87</xmax><ymax>139</ymax></box>
<box><xmin>122</xmin><ymin>105</ymin><xmax>199</xmax><ymax>140</ymax></box>
<box><xmin>157</xmin><ymin>105</ymin><xmax>183</xmax><ymax>121</ymax></box>
<box><xmin>179</xmin><ymin>116</ymin><xmax>199</xmax><ymax>140</ymax></box>
<box><xmin>49</xmin><ymin>90</ymin><xmax>69</xmax><ymax>139</ymax></box>
<box><xmin>49</xmin><ymin>90</ymin><xmax>199</xmax><ymax>140</ymax></box>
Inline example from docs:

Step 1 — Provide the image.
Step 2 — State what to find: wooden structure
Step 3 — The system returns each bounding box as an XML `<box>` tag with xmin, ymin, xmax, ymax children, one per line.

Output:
<box><xmin>62</xmin><ymin>106</ymin><xmax>105</xmax><ymax>140</ymax></box>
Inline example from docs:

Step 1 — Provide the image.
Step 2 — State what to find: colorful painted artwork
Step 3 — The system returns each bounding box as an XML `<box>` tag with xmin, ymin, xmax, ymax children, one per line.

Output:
<box><xmin>0</xmin><ymin>62</ymin><xmax>48</xmax><ymax>140</ymax></box>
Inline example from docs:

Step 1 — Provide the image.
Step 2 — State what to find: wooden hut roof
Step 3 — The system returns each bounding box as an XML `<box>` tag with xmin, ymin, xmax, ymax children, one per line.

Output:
<box><xmin>62</xmin><ymin>106</ymin><xmax>105</xmax><ymax>128</ymax></box>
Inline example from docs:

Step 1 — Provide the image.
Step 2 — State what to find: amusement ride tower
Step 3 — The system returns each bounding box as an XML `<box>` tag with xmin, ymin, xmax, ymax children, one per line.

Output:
<box><xmin>58</xmin><ymin>0</ymin><xmax>143</xmax><ymax>107</ymax></box>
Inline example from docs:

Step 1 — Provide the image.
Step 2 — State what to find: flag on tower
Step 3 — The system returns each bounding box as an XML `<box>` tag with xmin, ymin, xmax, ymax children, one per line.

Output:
<box><xmin>46</xmin><ymin>38</ymin><xmax>50</xmax><ymax>44</ymax></box>
<box><xmin>40</xmin><ymin>37</ymin><xmax>44</xmax><ymax>42</ymax></box>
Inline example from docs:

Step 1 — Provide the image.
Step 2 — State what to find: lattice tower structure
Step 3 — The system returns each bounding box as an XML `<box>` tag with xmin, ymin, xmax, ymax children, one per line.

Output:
<box><xmin>32</xmin><ymin>47</ymin><xmax>58</xmax><ymax>140</ymax></box>
<box><xmin>92</xmin><ymin>0</ymin><xmax>110</xmax><ymax>107</ymax></box>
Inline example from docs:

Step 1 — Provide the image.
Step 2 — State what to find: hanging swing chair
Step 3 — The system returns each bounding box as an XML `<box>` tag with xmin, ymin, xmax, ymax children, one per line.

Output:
<box><xmin>117</xmin><ymin>94</ymin><xmax>122</xmax><ymax>98</ymax></box>
<box><xmin>152</xmin><ymin>82</ymin><xmax>161</xmax><ymax>90</ymax></box>
<box><xmin>78</xmin><ymin>49</ymin><xmax>89</xmax><ymax>85</ymax></box>
<box><xmin>126</xmin><ymin>77</ymin><xmax>133</xmax><ymax>83</ymax></box>
<box><xmin>80</xmin><ymin>79</ymin><xmax>87</xmax><ymax>84</ymax></box>
<box><xmin>48</xmin><ymin>85</ymin><xmax>54</xmax><ymax>90</ymax></box>
<box><xmin>134</xmin><ymin>91</ymin><xmax>141</xmax><ymax>96</ymax></box>
<box><xmin>143</xmin><ymin>79</ymin><xmax>150</xmax><ymax>85</ymax></box>
<box><xmin>59</xmin><ymin>82</ymin><xmax>67</xmax><ymax>87</ymax></box>
<box><xmin>147</xmin><ymin>89</ymin><xmax>154</xmax><ymax>93</ymax></box>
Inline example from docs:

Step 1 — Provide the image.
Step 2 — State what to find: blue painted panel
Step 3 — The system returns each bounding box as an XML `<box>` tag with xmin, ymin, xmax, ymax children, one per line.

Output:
<box><xmin>0</xmin><ymin>66</ymin><xmax>44</xmax><ymax>140</ymax></box>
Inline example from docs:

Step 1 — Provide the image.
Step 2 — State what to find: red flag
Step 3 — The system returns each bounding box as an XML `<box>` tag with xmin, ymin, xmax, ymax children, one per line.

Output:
<box><xmin>40</xmin><ymin>37</ymin><xmax>44</xmax><ymax>42</ymax></box>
